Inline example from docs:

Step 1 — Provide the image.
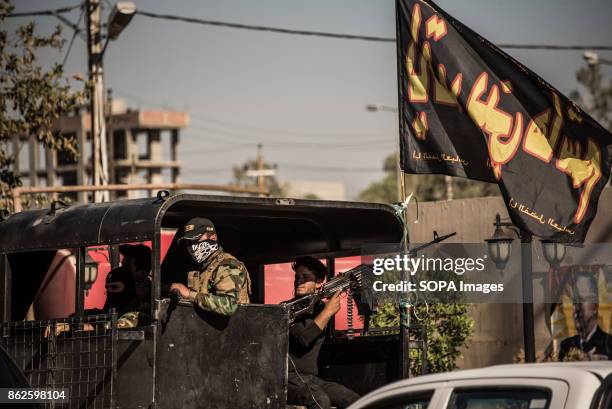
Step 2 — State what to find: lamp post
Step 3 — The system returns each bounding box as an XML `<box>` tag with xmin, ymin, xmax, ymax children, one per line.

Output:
<box><xmin>486</xmin><ymin>213</ymin><xmax>536</xmax><ymax>362</ymax></box>
<box><xmin>87</xmin><ymin>1</ymin><xmax>136</xmax><ymax>203</ymax></box>
<box><xmin>485</xmin><ymin>214</ymin><xmax>515</xmax><ymax>271</ymax></box>
<box><xmin>540</xmin><ymin>240</ymin><xmax>566</xmax><ymax>269</ymax></box>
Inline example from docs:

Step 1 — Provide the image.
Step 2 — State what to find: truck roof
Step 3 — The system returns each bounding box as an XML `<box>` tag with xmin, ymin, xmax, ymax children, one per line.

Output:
<box><xmin>0</xmin><ymin>193</ymin><xmax>403</xmax><ymax>261</ymax></box>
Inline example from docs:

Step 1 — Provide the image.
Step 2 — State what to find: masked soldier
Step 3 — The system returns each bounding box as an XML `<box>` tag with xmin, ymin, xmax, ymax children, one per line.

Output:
<box><xmin>170</xmin><ymin>218</ymin><xmax>250</xmax><ymax>316</ymax></box>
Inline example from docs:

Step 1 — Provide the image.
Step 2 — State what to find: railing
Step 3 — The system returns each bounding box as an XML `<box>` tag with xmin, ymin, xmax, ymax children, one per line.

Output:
<box><xmin>1</xmin><ymin>313</ymin><xmax>118</xmax><ymax>409</ymax></box>
<box><xmin>11</xmin><ymin>183</ymin><xmax>269</xmax><ymax>212</ymax></box>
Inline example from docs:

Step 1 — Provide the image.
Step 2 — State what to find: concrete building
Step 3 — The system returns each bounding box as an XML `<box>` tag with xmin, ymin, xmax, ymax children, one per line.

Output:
<box><xmin>12</xmin><ymin>102</ymin><xmax>189</xmax><ymax>202</ymax></box>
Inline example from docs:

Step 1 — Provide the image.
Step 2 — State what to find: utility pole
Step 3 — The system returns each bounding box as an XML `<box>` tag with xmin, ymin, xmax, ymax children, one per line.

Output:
<box><xmin>86</xmin><ymin>0</ymin><xmax>109</xmax><ymax>202</ymax></box>
<box><xmin>256</xmin><ymin>143</ymin><xmax>265</xmax><ymax>194</ymax></box>
<box><xmin>246</xmin><ymin>144</ymin><xmax>276</xmax><ymax>196</ymax></box>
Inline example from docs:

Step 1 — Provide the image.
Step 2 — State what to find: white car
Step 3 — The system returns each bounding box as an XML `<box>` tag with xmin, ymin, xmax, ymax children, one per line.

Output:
<box><xmin>347</xmin><ymin>362</ymin><xmax>612</xmax><ymax>409</ymax></box>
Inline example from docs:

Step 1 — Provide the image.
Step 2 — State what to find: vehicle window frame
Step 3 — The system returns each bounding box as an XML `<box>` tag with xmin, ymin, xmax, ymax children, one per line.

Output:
<box><xmin>447</xmin><ymin>386</ymin><xmax>552</xmax><ymax>409</ymax></box>
<box><xmin>355</xmin><ymin>389</ymin><xmax>437</xmax><ymax>409</ymax></box>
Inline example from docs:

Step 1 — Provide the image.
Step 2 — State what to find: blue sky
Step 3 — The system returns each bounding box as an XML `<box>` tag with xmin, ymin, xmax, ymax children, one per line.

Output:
<box><xmin>8</xmin><ymin>0</ymin><xmax>612</xmax><ymax>198</ymax></box>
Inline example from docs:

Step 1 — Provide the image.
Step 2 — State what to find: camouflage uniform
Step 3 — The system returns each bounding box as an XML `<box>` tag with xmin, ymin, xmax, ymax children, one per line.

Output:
<box><xmin>117</xmin><ymin>280</ymin><xmax>151</xmax><ymax>329</ymax></box>
<box><xmin>186</xmin><ymin>249</ymin><xmax>250</xmax><ymax>316</ymax></box>
<box><xmin>117</xmin><ymin>302</ymin><xmax>151</xmax><ymax>328</ymax></box>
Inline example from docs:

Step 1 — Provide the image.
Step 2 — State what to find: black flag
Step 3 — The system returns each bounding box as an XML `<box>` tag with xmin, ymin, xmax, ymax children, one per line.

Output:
<box><xmin>397</xmin><ymin>0</ymin><xmax>611</xmax><ymax>242</ymax></box>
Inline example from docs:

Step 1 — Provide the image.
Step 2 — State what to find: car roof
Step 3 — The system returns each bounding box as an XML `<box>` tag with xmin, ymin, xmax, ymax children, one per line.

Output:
<box><xmin>371</xmin><ymin>362</ymin><xmax>612</xmax><ymax>393</ymax></box>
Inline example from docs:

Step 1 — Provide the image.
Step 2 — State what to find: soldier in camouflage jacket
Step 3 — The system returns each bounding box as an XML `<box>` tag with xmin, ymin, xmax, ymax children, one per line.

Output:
<box><xmin>170</xmin><ymin>218</ymin><xmax>250</xmax><ymax>316</ymax></box>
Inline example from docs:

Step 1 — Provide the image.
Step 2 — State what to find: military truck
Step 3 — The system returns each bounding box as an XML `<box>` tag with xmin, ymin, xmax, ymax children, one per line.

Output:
<box><xmin>0</xmin><ymin>192</ymin><xmax>420</xmax><ymax>409</ymax></box>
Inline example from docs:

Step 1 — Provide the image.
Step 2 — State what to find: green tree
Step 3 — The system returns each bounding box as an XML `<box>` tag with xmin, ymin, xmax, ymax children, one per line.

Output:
<box><xmin>302</xmin><ymin>193</ymin><xmax>320</xmax><ymax>200</ymax></box>
<box><xmin>231</xmin><ymin>159</ymin><xmax>285</xmax><ymax>196</ymax></box>
<box><xmin>570</xmin><ymin>63</ymin><xmax>612</xmax><ymax>131</ymax></box>
<box><xmin>1</xmin><ymin>1</ymin><xmax>83</xmax><ymax>212</ymax></box>
<box><xmin>358</xmin><ymin>153</ymin><xmax>499</xmax><ymax>203</ymax></box>
<box><xmin>369</xmin><ymin>288</ymin><xmax>474</xmax><ymax>375</ymax></box>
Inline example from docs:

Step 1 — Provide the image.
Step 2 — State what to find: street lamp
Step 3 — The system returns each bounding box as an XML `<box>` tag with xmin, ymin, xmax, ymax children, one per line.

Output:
<box><xmin>485</xmin><ymin>213</ymin><xmax>536</xmax><ymax>363</ymax></box>
<box><xmin>540</xmin><ymin>240</ymin><xmax>566</xmax><ymax>268</ymax></box>
<box><xmin>485</xmin><ymin>214</ymin><xmax>517</xmax><ymax>271</ymax></box>
<box><xmin>107</xmin><ymin>2</ymin><xmax>136</xmax><ymax>40</ymax></box>
<box><xmin>583</xmin><ymin>51</ymin><xmax>612</xmax><ymax>67</ymax></box>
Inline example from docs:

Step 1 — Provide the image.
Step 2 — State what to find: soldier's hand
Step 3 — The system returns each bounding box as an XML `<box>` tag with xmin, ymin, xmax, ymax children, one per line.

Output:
<box><xmin>170</xmin><ymin>283</ymin><xmax>190</xmax><ymax>298</ymax></box>
<box><xmin>323</xmin><ymin>291</ymin><xmax>342</xmax><ymax>317</ymax></box>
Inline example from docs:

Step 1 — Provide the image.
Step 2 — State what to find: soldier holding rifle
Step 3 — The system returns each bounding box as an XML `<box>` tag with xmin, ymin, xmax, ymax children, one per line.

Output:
<box><xmin>284</xmin><ymin>256</ymin><xmax>359</xmax><ymax>409</ymax></box>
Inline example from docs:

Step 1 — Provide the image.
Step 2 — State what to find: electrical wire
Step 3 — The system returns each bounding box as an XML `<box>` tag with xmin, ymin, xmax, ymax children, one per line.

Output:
<box><xmin>9</xmin><ymin>6</ymin><xmax>612</xmax><ymax>51</ymax></box>
<box><xmin>496</xmin><ymin>44</ymin><xmax>612</xmax><ymax>51</ymax></box>
<box><xmin>134</xmin><ymin>10</ymin><xmax>612</xmax><ymax>51</ymax></box>
<box><xmin>61</xmin><ymin>4</ymin><xmax>85</xmax><ymax>66</ymax></box>
<box><xmin>181</xmin><ymin>163</ymin><xmax>386</xmax><ymax>174</ymax></box>
<box><xmin>114</xmin><ymin>90</ymin><xmax>397</xmax><ymax>140</ymax></box>
<box><xmin>6</xmin><ymin>4</ymin><xmax>81</xmax><ymax>18</ymax></box>
<box><xmin>276</xmin><ymin>163</ymin><xmax>383</xmax><ymax>173</ymax></box>
<box><xmin>136</xmin><ymin>10</ymin><xmax>394</xmax><ymax>43</ymax></box>
<box><xmin>189</xmin><ymin>114</ymin><xmax>397</xmax><ymax>139</ymax></box>
<box><xmin>188</xmin><ymin>123</ymin><xmax>393</xmax><ymax>145</ymax></box>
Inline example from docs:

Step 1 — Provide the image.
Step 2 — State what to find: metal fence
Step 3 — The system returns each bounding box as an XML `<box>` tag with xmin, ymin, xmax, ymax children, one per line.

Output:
<box><xmin>1</xmin><ymin>313</ymin><xmax>118</xmax><ymax>409</ymax></box>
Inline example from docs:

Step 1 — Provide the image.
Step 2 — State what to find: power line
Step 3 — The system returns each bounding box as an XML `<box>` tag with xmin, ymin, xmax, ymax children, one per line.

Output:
<box><xmin>277</xmin><ymin>163</ymin><xmax>383</xmax><ymax>173</ymax></box>
<box><xmin>497</xmin><ymin>44</ymin><xmax>612</xmax><ymax>51</ymax></box>
<box><xmin>114</xmin><ymin>89</ymin><xmax>397</xmax><ymax>139</ymax></box>
<box><xmin>9</xmin><ymin>6</ymin><xmax>612</xmax><ymax>51</ymax></box>
<box><xmin>181</xmin><ymin>143</ymin><xmax>254</xmax><ymax>155</ymax></box>
<box><xmin>135</xmin><ymin>10</ymin><xmax>395</xmax><ymax>43</ymax></box>
<box><xmin>188</xmin><ymin>123</ymin><xmax>392</xmax><ymax>145</ymax></box>
<box><xmin>186</xmin><ymin>126</ymin><xmax>394</xmax><ymax>148</ymax></box>
<box><xmin>189</xmin><ymin>114</ymin><xmax>396</xmax><ymax>139</ymax></box>
<box><xmin>134</xmin><ymin>10</ymin><xmax>612</xmax><ymax>51</ymax></box>
<box><xmin>61</xmin><ymin>5</ymin><xmax>85</xmax><ymax>66</ymax></box>
<box><xmin>182</xmin><ymin>163</ymin><xmax>384</xmax><ymax>174</ymax></box>
<box><xmin>6</xmin><ymin>4</ymin><xmax>81</xmax><ymax>18</ymax></box>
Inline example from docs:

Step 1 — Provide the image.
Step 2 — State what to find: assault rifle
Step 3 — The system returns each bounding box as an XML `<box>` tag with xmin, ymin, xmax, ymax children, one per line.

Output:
<box><xmin>408</xmin><ymin>231</ymin><xmax>456</xmax><ymax>256</ymax></box>
<box><xmin>283</xmin><ymin>230</ymin><xmax>456</xmax><ymax>323</ymax></box>
<box><xmin>282</xmin><ymin>263</ymin><xmax>369</xmax><ymax>324</ymax></box>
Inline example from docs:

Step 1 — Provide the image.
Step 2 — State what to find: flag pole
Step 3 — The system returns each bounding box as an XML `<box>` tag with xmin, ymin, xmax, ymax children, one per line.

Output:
<box><xmin>395</xmin><ymin>0</ymin><xmax>414</xmax><ymax>379</ymax></box>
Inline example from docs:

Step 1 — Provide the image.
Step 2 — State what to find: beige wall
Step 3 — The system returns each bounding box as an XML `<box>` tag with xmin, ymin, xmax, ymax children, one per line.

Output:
<box><xmin>403</xmin><ymin>187</ymin><xmax>611</xmax><ymax>368</ymax></box>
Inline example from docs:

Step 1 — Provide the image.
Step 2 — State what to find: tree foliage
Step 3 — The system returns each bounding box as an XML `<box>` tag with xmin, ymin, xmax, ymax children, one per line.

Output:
<box><xmin>358</xmin><ymin>153</ymin><xmax>500</xmax><ymax>204</ymax></box>
<box><xmin>231</xmin><ymin>158</ymin><xmax>285</xmax><ymax>196</ymax></box>
<box><xmin>369</xmin><ymin>302</ymin><xmax>473</xmax><ymax>375</ymax></box>
<box><xmin>0</xmin><ymin>0</ymin><xmax>83</xmax><ymax>211</ymax></box>
<box><xmin>570</xmin><ymin>63</ymin><xmax>612</xmax><ymax>131</ymax></box>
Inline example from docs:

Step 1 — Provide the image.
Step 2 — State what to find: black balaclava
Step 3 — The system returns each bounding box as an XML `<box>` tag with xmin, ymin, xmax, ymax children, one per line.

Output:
<box><xmin>104</xmin><ymin>265</ymin><xmax>136</xmax><ymax>314</ymax></box>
